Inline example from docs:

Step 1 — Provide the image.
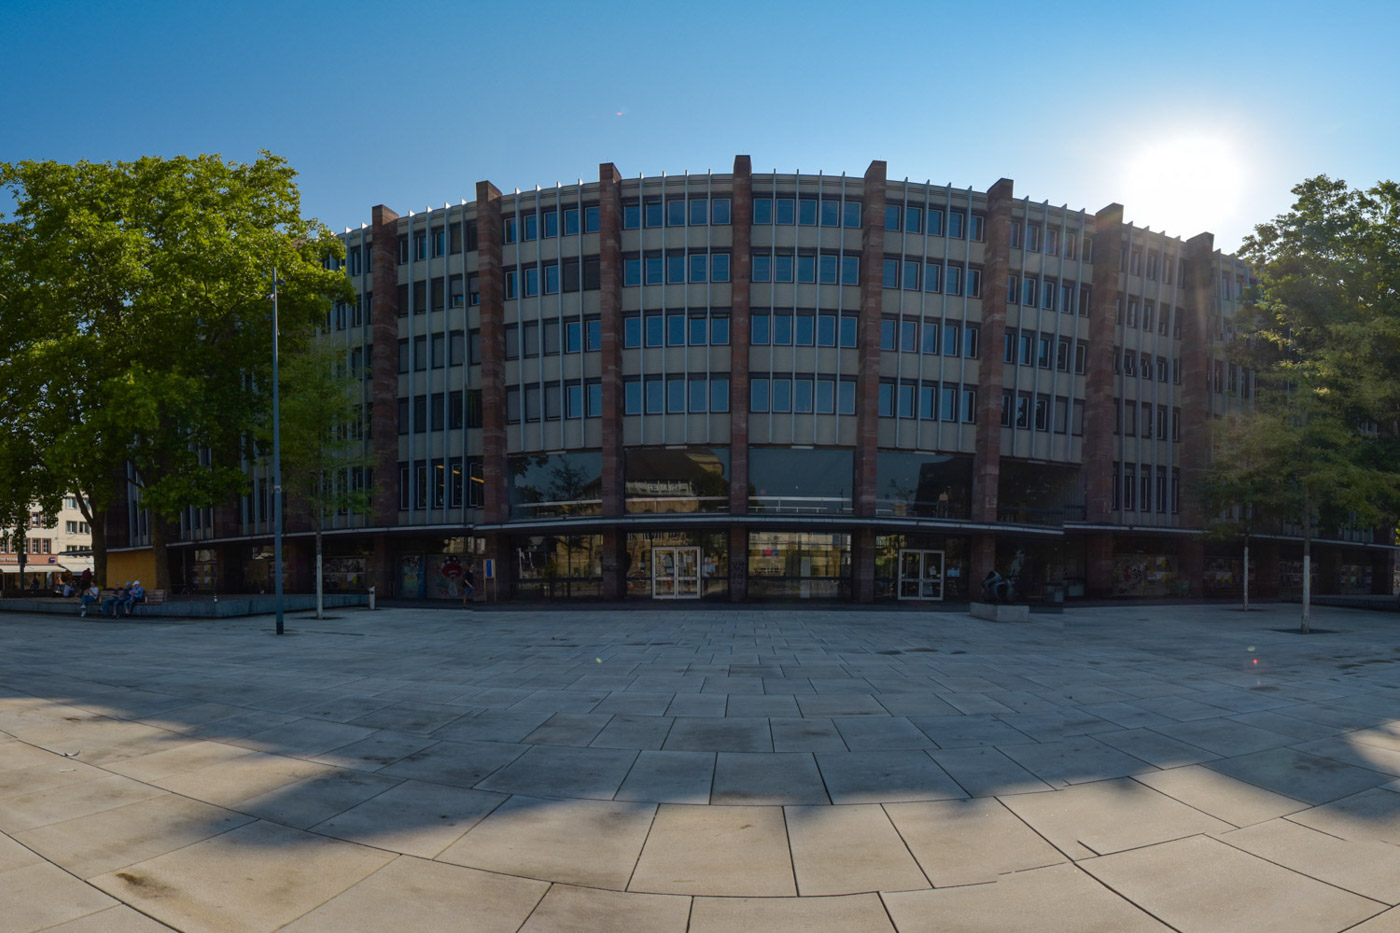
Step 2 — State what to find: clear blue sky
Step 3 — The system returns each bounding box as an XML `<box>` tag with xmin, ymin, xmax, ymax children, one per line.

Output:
<box><xmin>6</xmin><ymin>0</ymin><xmax>1397</xmax><ymax>252</ymax></box>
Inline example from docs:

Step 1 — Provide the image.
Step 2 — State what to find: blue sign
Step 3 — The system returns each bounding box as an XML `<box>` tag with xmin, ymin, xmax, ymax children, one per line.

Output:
<box><xmin>483</xmin><ymin>558</ymin><xmax>495</xmax><ymax>580</ymax></box>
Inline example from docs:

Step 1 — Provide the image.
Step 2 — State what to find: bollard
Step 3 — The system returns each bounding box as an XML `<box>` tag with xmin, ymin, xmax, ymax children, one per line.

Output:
<box><xmin>368</xmin><ymin>585</ymin><xmax>376</xmax><ymax>611</ymax></box>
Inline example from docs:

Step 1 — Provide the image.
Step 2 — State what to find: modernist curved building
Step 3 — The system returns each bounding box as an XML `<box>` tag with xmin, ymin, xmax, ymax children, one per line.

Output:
<box><xmin>114</xmin><ymin>156</ymin><xmax>1397</xmax><ymax>602</ymax></box>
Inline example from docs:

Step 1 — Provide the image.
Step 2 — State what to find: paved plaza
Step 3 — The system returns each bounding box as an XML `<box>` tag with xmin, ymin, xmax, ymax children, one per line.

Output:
<box><xmin>2</xmin><ymin>602</ymin><xmax>1400</xmax><ymax>932</ymax></box>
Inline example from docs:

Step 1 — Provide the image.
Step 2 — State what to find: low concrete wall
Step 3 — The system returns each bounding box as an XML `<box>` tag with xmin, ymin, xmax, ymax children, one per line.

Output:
<box><xmin>0</xmin><ymin>594</ymin><xmax>369</xmax><ymax>619</ymax></box>
<box><xmin>970</xmin><ymin>602</ymin><xmax>1030</xmax><ymax>622</ymax></box>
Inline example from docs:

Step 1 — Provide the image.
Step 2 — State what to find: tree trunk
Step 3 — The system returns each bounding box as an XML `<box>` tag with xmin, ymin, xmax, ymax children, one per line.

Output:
<box><xmin>150</xmin><ymin>514</ymin><xmax>172</xmax><ymax>592</ymax></box>
<box><xmin>315</xmin><ymin>526</ymin><xmax>324</xmax><ymax>620</ymax></box>
<box><xmin>77</xmin><ymin>495</ymin><xmax>107</xmax><ymax>587</ymax></box>
<box><xmin>1242</xmin><ymin>541</ymin><xmax>1250</xmax><ymax>612</ymax></box>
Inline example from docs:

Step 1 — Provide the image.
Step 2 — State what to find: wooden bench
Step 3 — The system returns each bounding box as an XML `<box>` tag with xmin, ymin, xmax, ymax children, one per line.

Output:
<box><xmin>75</xmin><ymin>588</ymin><xmax>166</xmax><ymax>617</ymax></box>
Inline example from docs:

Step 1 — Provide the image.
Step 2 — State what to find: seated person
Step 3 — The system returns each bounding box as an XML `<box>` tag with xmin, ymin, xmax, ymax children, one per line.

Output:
<box><xmin>102</xmin><ymin>583</ymin><xmax>129</xmax><ymax>617</ymax></box>
<box><xmin>123</xmin><ymin>580</ymin><xmax>146</xmax><ymax>615</ymax></box>
<box><xmin>79</xmin><ymin>584</ymin><xmax>101</xmax><ymax>617</ymax></box>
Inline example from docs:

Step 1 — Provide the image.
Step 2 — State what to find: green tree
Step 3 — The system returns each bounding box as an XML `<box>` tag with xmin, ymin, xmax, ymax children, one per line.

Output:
<box><xmin>0</xmin><ymin>154</ymin><xmax>352</xmax><ymax>590</ymax></box>
<box><xmin>0</xmin><ymin>424</ymin><xmax>63</xmax><ymax>592</ymax></box>
<box><xmin>1215</xmin><ymin>175</ymin><xmax>1400</xmax><ymax>631</ymax></box>
<box><xmin>277</xmin><ymin>334</ymin><xmax>372</xmax><ymax>619</ymax></box>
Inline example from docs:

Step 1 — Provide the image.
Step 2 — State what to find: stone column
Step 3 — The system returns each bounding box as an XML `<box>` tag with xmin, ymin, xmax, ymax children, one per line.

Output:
<box><xmin>973</xmin><ymin>179</ymin><xmax>1014</xmax><ymax>523</ymax></box>
<box><xmin>1178</xmin><ymin>231</ymin><xmax>1216</xmax><ymax>531</ymax></box>
<box><xmin>728</xmin><ymin>525</ymin><xmax>747</xmax><ymax>602</ymax></box>
<box><xmin>728</xmin><ymin>155</ymin><xmax>753</xmax><ymax>518</ymax></box>
<box><xmin>474</xmin><ymin>183</ymin><xmax>508</xmax><ymax>526</ymax></box>
<box><xmin>369</xmin><ymin>204</ymin><xmax>401</xmax><ymax>526</ymax></box>
<box><xmin>1086</xmin><ymin>532</ymin><xmax>1114</xmax><ymax>597</ymax></box>
<box><xmin>852</xmin><ymin>160</ymin><xmax>887</xmax><ymax>524</ymax></box>
<box><xmin>1083</xmin><ymin>204</ymin><xmax>1124</xmax><ymax>524</ymax></box>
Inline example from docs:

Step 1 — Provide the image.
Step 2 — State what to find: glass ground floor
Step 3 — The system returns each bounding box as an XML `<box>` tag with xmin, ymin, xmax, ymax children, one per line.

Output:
<box><xmin>163</xmin><ymin>526</ymin><xmax>1398</xmax><ymax>603</ymax></box>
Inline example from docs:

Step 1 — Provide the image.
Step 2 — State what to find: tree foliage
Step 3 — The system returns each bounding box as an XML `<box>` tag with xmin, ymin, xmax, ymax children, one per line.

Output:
<box><xmin>0</xmin><ymin>153</ymin><xmax>352</xmax><ymax>587</ymax></box>
<box><xmin>1209</xmin><ymin>175</ymin><xmax>1400</xmax><ymax>629</ymax></box>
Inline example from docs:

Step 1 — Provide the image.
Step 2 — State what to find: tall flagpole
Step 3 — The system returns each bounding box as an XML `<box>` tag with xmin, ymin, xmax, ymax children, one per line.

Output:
<box><xmin>272</xmin><ymin>267</ymin><xmax>285</xmax><ymax>635</ymax></box>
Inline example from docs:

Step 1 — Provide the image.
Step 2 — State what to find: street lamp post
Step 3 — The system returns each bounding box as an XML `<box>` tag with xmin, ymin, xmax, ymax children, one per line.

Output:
<box><xmin>272</xmin><ymin>269</ymin><xmax>285</xmax><ymax>635</ymax></box>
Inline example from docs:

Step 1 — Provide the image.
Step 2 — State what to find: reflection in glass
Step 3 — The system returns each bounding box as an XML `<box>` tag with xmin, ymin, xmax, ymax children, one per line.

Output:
<box><xmin>513</xmin><ymin>534</ymin><xmax>603</xmax><ymax>598</ymax></box>
<box><xmin>509</xmin><ymin>452</ymin><xmax>602</xmax><ymax>519</ymax></box>
<box><xmin>749</xmin><ymin>448</ymin><xmax>852</xmax><ymax>514</ymax></box>
<box><xmin>747</xmin><ymin>532</ymin><xmax>851</xmax><ymax>599</ymax></box>
<box><xmin>875</xmin><ymin>452</ymin><xmax>972</xmax><ymax>519</ymax></box>
<box><xmin>625</xmin><ymin>448</ymin><xmax>729</xmax><ymax>514</ymax></box>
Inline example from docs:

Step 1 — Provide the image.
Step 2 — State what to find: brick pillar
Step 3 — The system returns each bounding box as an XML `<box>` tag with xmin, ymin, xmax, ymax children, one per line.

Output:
<box><xmin>729</xmin><ymin>156</ymin><xmax>753</xmax><ymax>517</ymax></box>
<box><xmin>598</xmin><ymin>163</ymin><xmax>625</xmax><ymax>519</ymax></box>
<box><xmin>1179</xmin><ymin>537</ymin><xmax>1204</xmax><ymax>597</ymax></box>
<box><xmin>475</xmin><ymin>183</ymin><xmax>508</xmax><ymax>525</ymax></box>
<box><xmin>970</xmin><ymin>533</ymin><xmax>996</xmax><ymax>599</ymax></box>
<box><xmin>1179</xmin><ymin>231</ymin><xmax>1216</xmax><ymax>530</ymax></box>
<box><xmin>1086</xmin><ymin>532</ymin><xmax>1114</xmax><ymax>597</ymax></box>
<box><xmin>369</xmin><ymin>205</ymin><xmax>401</xmax><ymax>526</ymax></box>
<box><xmin>1083</xmin><ymin>204</ymin><xmax>1123</xmax><ymax>523</ymax></box>
<box><xmin>852</xmin><ymin>527</ymin><xmax>876</xmax><ymax>602</ymax></box>
<box><xmin>602</xmin><ymin>527</ymin><xmax>623</xmax><ymax>600</ymax></box>
<box><xmin>482</xmin><ymin>531</ymin><xmax>513</xmax><ymax>600</ymax></box>
<box><xmin>213</xmin><ymin>504</ymin><xmax>240</xmax><ymax>539</ymax></box>
<box><xmin>973</xmin><ymin>179</ymin><xmax>1014</xmax><ymax>522</ymax></box>
<box><xmin>1372</xmin><ymin>548</ymin><xmax>1396</xmax><ymax>596</ymax></box>
<box><xmin>371</xmin><ymin>532</ymin><xmax>393</xmax><ymax>598</ymax></box>
<box><xmin>728</xmin><ymin>525</ymin><xmax>747</xmax><ymax>602</ymax></box>
<box><xmin>852</xmin><ymin>160</ymin><xmax>887</xmax><ymax>517</ymax></box>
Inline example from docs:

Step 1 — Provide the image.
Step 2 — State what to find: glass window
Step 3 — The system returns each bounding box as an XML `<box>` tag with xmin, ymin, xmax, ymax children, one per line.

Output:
<box><xmin>897</xmin><ymin>383</ymin><xmax>915</xmax><ymax>418</ymax></box>
<box><xmin>839</xmin><ymin>379</ymin><xmax>856</xmax><ymax>414</ymax></box>
<box><xmin>645</xmin><ymin>254</ymin><xmax>663</xmax><ymax>285</ymax></box>
<box><xmin>941</xmin><ymin>385</ymin><xmax>957</xmax><ymax>421</ymax></box>
<box><xmin>841</xmin><ymin>255</ymin><xmax>860</xmax><ymax>285</ymax></box>
<box><xmin>644</xmin><ymin>313</ymin><xmax>663</xmax><ymax>347</ymax></box>
<box><xmin>797</xmin><ymin>254</ymin><xmax>816</xmax><ymax>284</ymax></box>
<box><xmin>817</xmin><ymin>378</ymin><xmax>835</xmax><ymax>414</ymax></box>
<box><xmin>543</xmin><ymin>209</ymin><xmax>558</xmax><ymax>238</ymax></box>
<box><xmin>565</xmin><ymin>320</ymin><xmax>582</xmax><ymax>353</ymax></box>
<box><xmin>753</xmin><ymin>253</ymin><xmax>771</xmax><ymax>283</ymax></box>
<box><xmin>625</xmin><ymin>379</ymin><xmax>642</xmax><ymax>414</ymax></box>
<box><xmin>752</xmin><ymin>312</ymin><xmax>770</xmax><ymax>345</ymax></box>
<box><xmin>927</xmin><ymin>209</ymin><xmax>943</xmax><ymax>236</ymax></box>
<box><xmin>690</xmin><ymin>315</ymin><xmax>708</xmax><ymax>346</ymax></box>
<box><xmin>711</xmin><ymin>314</ymin><xmax>729</xmax><ymax>345</ymax></box>
<box><xmin>924</xmin><ymin>262</ymin><xmax>941</xmax><ymax>292</ymax></box>
<box><xmin>753</xmin><ymin>198</ymin><xmax>772</xmax><ymax>224</ymax></box>
<box><xmin>624</xmin><ymin>314</ymin><xmax>642</xmax><ymax>348</ymax></box>
<box><xmin>644</xmin><ymin>199</ymin><xmax>663</xmax><ymax>228</ymax></box>
<box><xmin>945</xmin><ymin>266</ymin><xmax>961</xmax><ymax>295</ymax></box>
<box><xmin>900</xmin><ymin>320</ymin><xmax>917</xmax><ymax>352</ymax></box>
<box><xmin>772</xmin><ymin>312</ymin><xmax>792</xmax><ymax>346</ymax></box>
<box><xmin>794</xmin><ymin>378</ymin><xmax>814</xmax><ymax>413</ymax></box>
<box><xmin>667</xmin><ymin>253</ymin><xmax>686</xmax><ymax>284</ymax></box>
<box><xmin>624</xmin><ymin>257</ymin><xmax>641</xmax><ymax>286</ymax></box>
<box><xmin>667</xmin><ymin>313</ymin><xmax>686</xmax><ymax>347</ymax></box>
<box><xmin>587</xmin><ymin>380</ymin><xmax>602</xmax><ymax>416</ymax></box>
<box><xmin>948</xmin><ymin>211</ymin><xmax>964</xmax><ymax>239</ymax></box>
<box><xmin>882</xmin><ymin>259</ymin><xmax>898</xmax><ymax>289</ymax></box>
<box><xmin>751</xmin><ymin>377</ymin><xmax>769</xmax><ymax>412</ymax></box>
<box><xmin>586</xmin><ymin>317</ymin><xmax>601</xmax><ymax>350</ymax></box>
<box><xmin>885</xmin><ymin>205</ymin><xmax>901</xmax><ymax>231</ymax></box>
<box><xmin>817</xmin><ymin>313</ymin><xmax>837</xmax><ymax>347</ymax></box>
<box><xmin>690</xmin><ymin>253</ymin><xmax>708</xmax><ymax>283</ymax></box>
<box><xmin>844</xmin><ymin>202</ymin><xmax>861</xmax><ymax>228</ymax></box>
<box><xmin>563</xmin><ymin>207</ymin><xmax>579</xmax><ymax>236</ymax></box>
<box><xmin>771</xmin><ymin>377</ymin><xmax>791</xmax><ymax>412</ymax></box>
<box><xmin>798</xmin><ymin>198</ymin><xmax>817</xmax><ymax>225</ymax></box>
<box><xmin>902</xmin><ymin>260</ymin><xmax>919</xmax><ymax>290</ymax></box>
<box><xmin>943</xmin><ymin>323</ymin><xmax>960</xmax><ymax>357</ymax></box>
<box><xmin>921</xmin><ymin>322</ymin><xmax>939</xmax><ymax>355</ymax></box>
<box><xmin>668</xmin><ymin>378</ymin><xmax>686</xmax><ymax>413</ymax></box>
<box><xmin>711</xmin><ymin>376</ymin><xmax>729</xmax><ymax>412</ymax></box>
<box><xmin>775</xmin><ymin>198</ymin><xmax>795</xmax><ymax>225</ymax></box>
<box><xmin>839</xmin><ymin>315</ymin><xmax>858</xmax><ymax>348</ymax></box>
<box><xmin>821</xmin><ymin>199</ymin><xmax>840</xmax><ymax>227</ymax></box>
<box><xmin>749</xmin><ymin>449</ymin><xmax>853</xmax><ymax>513</ymax></box>
<box><xmin>689</xmin><ymin>199</ymin><xmax>708</xmax><ymax>225</ymax></box>
<box><xmin>646</xmin><ymin>377</ymin><xmax>664</xmax><ymax>413</ymax></box>
<box><xmin>906</xmin><ymin>206</ymin><xmax>922</xmax><ymax>234</ymax></box>
<box><xmin>880</xmin><ymin>317</ymin><xmax>896</xmax><ymax>351</ymax></box>
<box><xmin>711</xmin><ymin>197</ymin><xmax>731</xmax><ymax>224</ymax></box>
<box><xmin>818</xmin><ymin>254</ymin><xmax>838</xmax><ymax>284</ymax></box>
<box><xmin>585</xmin><ymin>205</ymin><xmax>601</xmax><ymax>232</ymax></box>
<box><xmin>566</xmin><ymin>382</ymin><xmax>584</xmax><ymax>418</ymax></box>
<box><xmin>795</xmin><ymin>312</ymin><xmax>815</xmax><ymax>346</ymax></box>
<box><xmin>774</xmin><ymin>253</ymin><xmax>793</xmax><ymax>283</ymax></box>
<box><xmin>667</xmin><ymin>199</ymin><xmax>687</xmax><ymax>227</ymax></box>
<box><xmin>712</xmin><ymin>253</ymin><xmax>730</xmax><ymax>282</ymax></box>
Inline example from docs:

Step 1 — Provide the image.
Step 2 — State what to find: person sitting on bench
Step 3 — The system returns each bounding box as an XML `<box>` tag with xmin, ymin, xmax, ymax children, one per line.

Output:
<box><xmin>122</xmin><ymin>580</ymin><xmax>146</xmax><ymax>616</ymax></box>
<box><xmin>102</xmin><ymin>583</ymin><xmax>129</xmax><ymax>618</ymax></box>
<box><xmin>80</xmin><ymin>584</ymin><xmax>101</xmax><ymax>618</ymax></box>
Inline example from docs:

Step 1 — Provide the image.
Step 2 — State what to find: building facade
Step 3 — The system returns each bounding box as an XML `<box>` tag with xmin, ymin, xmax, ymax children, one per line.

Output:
<box><xmin>110</xmin><ymin>156</ymin><xmax>1398</xmax><ymax>602</ymax></box>
<box><xmin>1</xmin><ymin>495</ymin><xmax>95</xmax><ymax>591</ymax></box>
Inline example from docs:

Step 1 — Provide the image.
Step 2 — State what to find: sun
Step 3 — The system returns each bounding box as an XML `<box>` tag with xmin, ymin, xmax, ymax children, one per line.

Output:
<box><xmin>1121</xmin><ymin>135</ymin><xmax>1243</xmax><ymax>239</ymax></box>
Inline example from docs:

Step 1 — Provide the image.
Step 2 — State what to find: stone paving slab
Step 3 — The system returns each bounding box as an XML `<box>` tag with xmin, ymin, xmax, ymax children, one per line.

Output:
<box><xmin>6</xmin><ymin>602</ymin><xmax>1400</xmax><ymax>930</ymax></box>
<box><xmin>1080</xmin><ymin>834</ymin><xmax>1386</xmax><ymax>933</ymax></box>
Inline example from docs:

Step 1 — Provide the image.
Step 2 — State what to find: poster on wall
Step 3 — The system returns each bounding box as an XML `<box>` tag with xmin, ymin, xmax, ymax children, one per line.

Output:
<box><xmin>398</xmin><ymin>555</ymin><xmax>424</xmax><ymax>599</ymax></box>
<box><xmin>425</xmin><ymin>554</ymin><xmax>465</xmax><ymax>599</ymax></box>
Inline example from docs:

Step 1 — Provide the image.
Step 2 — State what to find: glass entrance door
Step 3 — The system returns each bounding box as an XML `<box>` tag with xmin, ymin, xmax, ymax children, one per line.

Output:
<box><xmin>898</xmin><ymin>549</ymin><xmax>945</xmax><ymax>600</ymax></box>
<box><xmin>653</xmin><ymin>547</ymin><xmax>702</xmax><ymax>599</ymax></box>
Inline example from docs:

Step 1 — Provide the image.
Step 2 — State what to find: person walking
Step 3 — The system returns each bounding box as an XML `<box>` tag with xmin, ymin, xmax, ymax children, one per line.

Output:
<box><xmin>461</xmin><ymin>563</ymin><xmax>477</xmax><ymax>608</ymax></box>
